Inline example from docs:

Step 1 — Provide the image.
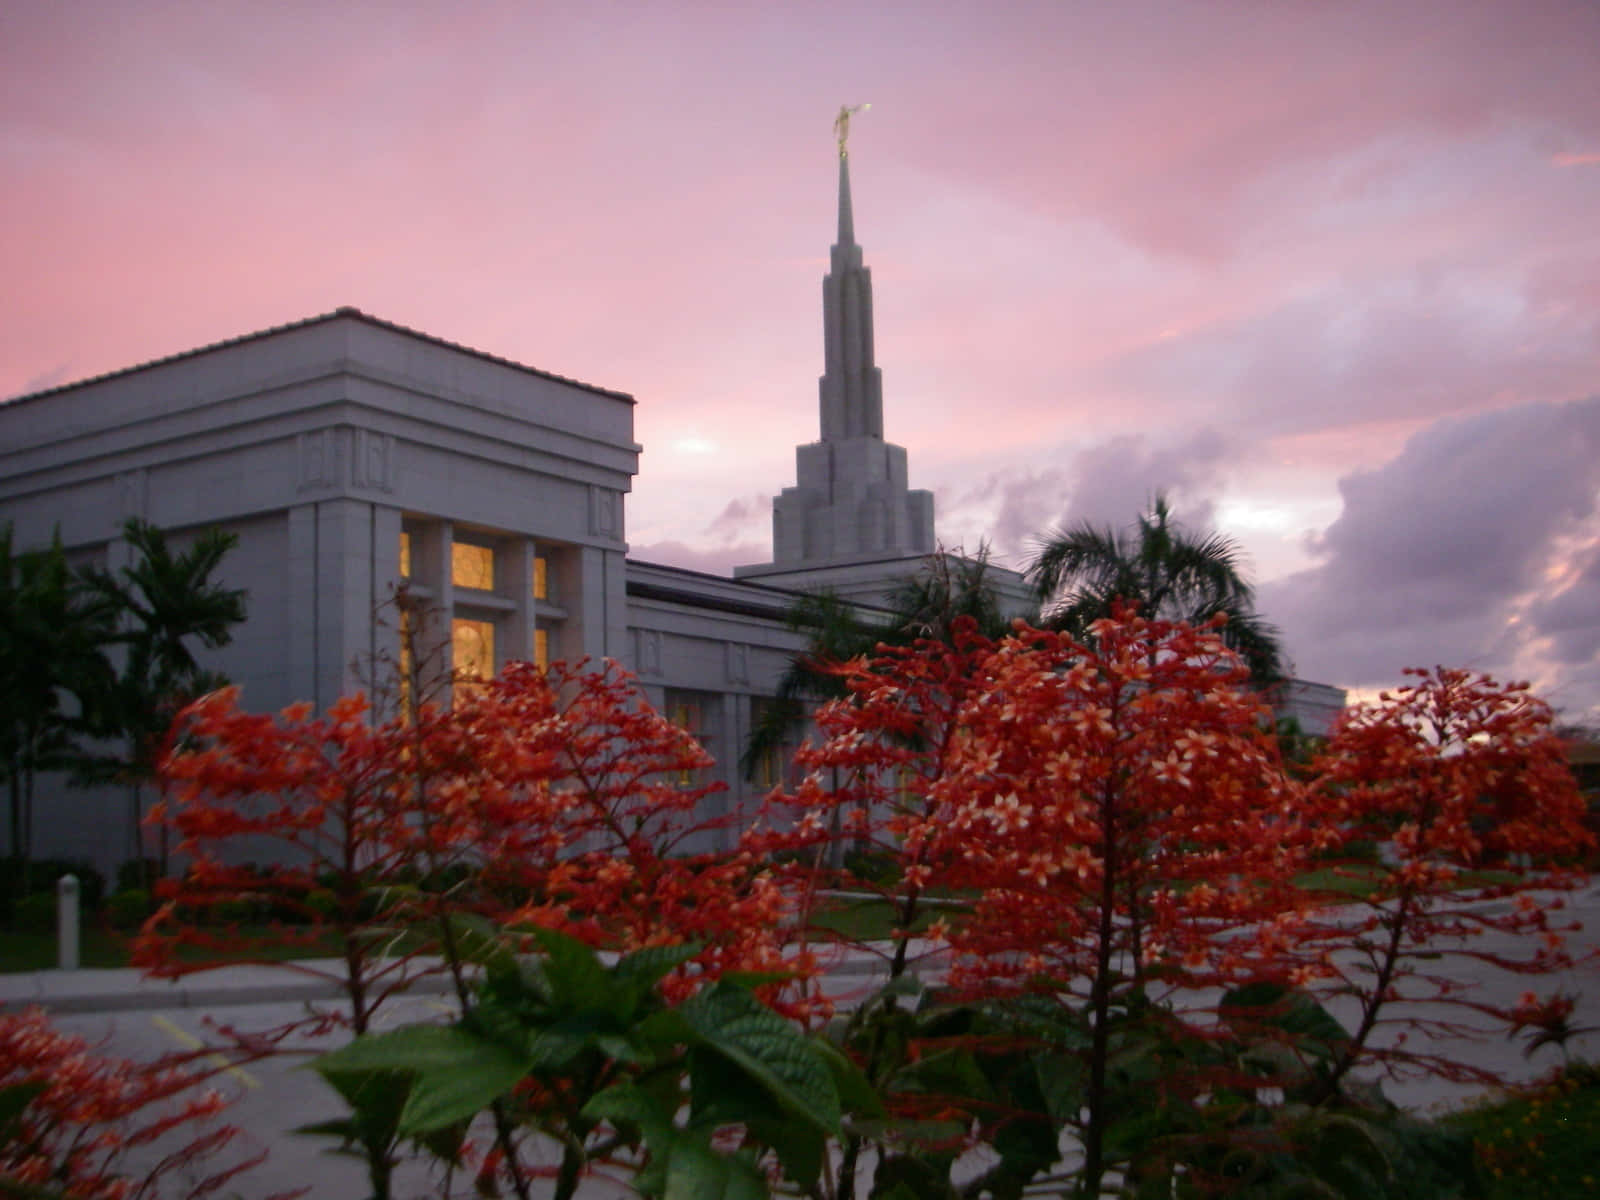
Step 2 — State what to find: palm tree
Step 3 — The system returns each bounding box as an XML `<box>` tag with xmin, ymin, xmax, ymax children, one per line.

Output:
<box><xmin>1026</xmin><ymin>494</ymin><xmax>1285</xmax><ymax>683</ymax></box>
<box><xmin>76</xmin><ymin>518</ymin><xmax>247</xmax><ymax>879</ymax></box>
<box><xmin>0</xmin><ymin>526</ymin><xmax>113</xmax><ymax>892</ymax></box>
<box><xmin>741</xmin><ymin>547</ymin><xmax>1010</xmax><ymax>780</ymax></box>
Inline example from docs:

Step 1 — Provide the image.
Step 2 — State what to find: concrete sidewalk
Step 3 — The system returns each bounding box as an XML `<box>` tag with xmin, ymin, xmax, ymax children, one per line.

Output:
<box><xmin>0</xmin><ymin>958</ymin><xmax>463</xmax><ymax>1015</ymax></box>
<box><xmin>9</xmin><ymin>882</ymin><xmax>1592</xmax><ymax>1018</ymax></box>
<box><xmin>0</xmin><ymin>941</ymin><xmax>921</xmax><ymax>1016</ymax></box>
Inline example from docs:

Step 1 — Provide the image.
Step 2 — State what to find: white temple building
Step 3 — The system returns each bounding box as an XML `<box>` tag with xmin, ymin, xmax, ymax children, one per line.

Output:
<box><xmin>0</xmin><ymin>136</ymin><xmax>1341</xmax><ymax>875</ymax></box>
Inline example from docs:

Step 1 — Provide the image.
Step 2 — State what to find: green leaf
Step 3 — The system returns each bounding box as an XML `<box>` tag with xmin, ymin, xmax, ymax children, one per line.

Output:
<box><xmin>305</xmin><ymin>1066</ymin><xmax>411</xmax><ymax>1154</ymax></box>
<box><xmin>523</xmin><ymin>1013</ymin><xmax>616</xmax><ymax>1070</ymax></box>
<box><xmin>413</xmin><ymin>1118</ymin><xmax>470</xmax><ymax>1165</ymax></box>
<box><xmin>895</xmin><ymin>1044</ymin><xmax>994</xmax><ymax>1103</ymax></box>
<box><xmin>688</xmin><ymin>1044</ymin><xmax>784</xmax><ymax>1127</ymax></box>
<box><xmin>813</xmin><ymin>1037</ymin><xmax>886</xmax><ymax>1119</ymax></box>
<box><xmin>679</xmin><ymin>982</ymin><xmax>842</xmax><ymax>1134</ymax></box>
<box><xmin>1031</xmin><ymin>1052</ymin><xmax>1085</xmax><ymax>1126</ymax></box>
<box><xmin>293</xmin><ymin>1117</ymin><xmax>359</xmax><ymax>1140</ymax></box>
<box><xmin>683</xmin><ymin>1047</ymin><xmax>825</xmax><ymax>1192</ymax></box>
<box><xmin>1222</xmin><ymin>982</ymin><xmax>1351</xmax><ymax>1061</ymax></box>
<box><xmin>663</xmin><ymin>1136</ymin><xmax>769</xmax><ymax>1200</ymax></box>
<box><xmin>311</xmin><ymin>1025</ymin><xmax>531</xmax><ymax>1136</ymax></box>
<box><xmin>397</xmin><ymin>1042</ymin><xmax>530</xmax><ymax>1135</ymax></box>
<box><xmin>754</xmin><ymin>1114</ymin><xmax>826</xmax><ymax>1190</ymax></box>
<box><xmin>529</xmin><ymin>925</ymin><xmax>612</xmax><ymax>1008</ymax></box>
<box><xmin>612</xmin><ymin>939</ymin><xmax>702</xmax><ymax>991</ymax></box>
<box><xmin>869</xmin><ymin>1153</ymin><xmax>959</xmax><ymax>1199</ymax></box>
<box><xmin>443</xmin><ymin>910</ymin><xmax>518</xmax><ymax>973</ymax></box>
<box><xmin>635</xmin><ymin>1007</ymin><xmax>696</xmax><ymax>1049</ymax></box>
<box><xmin>582</xmin><ymin>1080</ymin><xmax>678</xmax><ymax>1148</ymax></box>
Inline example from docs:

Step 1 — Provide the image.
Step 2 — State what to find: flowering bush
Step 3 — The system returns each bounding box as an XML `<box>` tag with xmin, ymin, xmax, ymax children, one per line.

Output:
<box><xmin>141</xmin><ymin>656</ymin><xmax>816</xmax><ymax>1198</ymax></box>
<box><xmin>87</xmin><ymin>620</ymin><xmax>1592</xmax><ymax>1199</ymax></box>
<box><xmin>0</xmin><ymin>1007</ymin><xmax>270</xmax><ymax>1200</ymax></box>
<box><xmin>1290</xmin><ymin>666</ymin><xmax>1595</xmax><ymax>1098</ymax></box>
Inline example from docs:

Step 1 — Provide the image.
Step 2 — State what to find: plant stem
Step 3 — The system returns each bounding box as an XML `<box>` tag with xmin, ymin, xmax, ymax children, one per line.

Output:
<box><xmin>1080</xmin><ymin>773</ymin><xmax>1121</xmax><ymax>1200</ymax></box>
<box><xmin>1314</xmin><ymin>889</ymin><xmax>1412</xmax><ymax>1105</ymax></box>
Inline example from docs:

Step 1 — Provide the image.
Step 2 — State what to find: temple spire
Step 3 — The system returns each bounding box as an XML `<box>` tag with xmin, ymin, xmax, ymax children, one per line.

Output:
<box><xmin>819</xmin><ymin>107</ymin><xmax>882</xmax><ymax>443</ymax></box>
<box><xmin>734</xmin><ymin>106</ymin><xmax>935</xmax><ymax>578</ymax></box>
<box><xmin>832</xmin><ymin>102</ymin><xmax>866</xmax><ymax>246</ymax></box>
<box><xmin>837</xmin><ymin>153</ymin><xmax>855</xmax><ymax>245</ymax></box>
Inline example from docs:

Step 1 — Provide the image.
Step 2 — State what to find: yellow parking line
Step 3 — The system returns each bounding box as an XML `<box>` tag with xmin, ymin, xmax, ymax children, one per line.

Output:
<box><xmin>150</xmin><ymin>1014</ymin><xmax>261</xmax><ymax>1090</ymax></box>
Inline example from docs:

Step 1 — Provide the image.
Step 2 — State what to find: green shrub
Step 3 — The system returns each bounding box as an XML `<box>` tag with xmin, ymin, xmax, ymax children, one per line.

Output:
<box><xmin>11</xmin><ymin>892</ymin><xmax>57</xmax><ymax>934</ymax></box>
<box><xmin>105</xmin><ymin>888</ymin><xmax>153</xmax><ymax>930</ymax></box>
<box><xmin>211</xmin><ymin>896</ymin><xmax>262</xmax><ymax>925</ymax></box>
<box><xmin>842</xmin><ymin>847</ymin><xmax>901</xmax><ymax>887</ymax></box>
<box><xmin>116</xmin><ymin>857</ymin><xmax>161</xmax><ymax>892</ymax></box>
<box><xmin>0</xmin><ymin>857</ymin><xmax>106</xmax><ymax>916</ymax></box>
<box><xmin>304</xmin><ymin>888</ymin><xmax>340</xmax><ymax>921</ymax></box>
<box><xmin>1451</xmin><ymin>1061</ymin><xmax>1600</xmax><ymax>1197</ymax></box>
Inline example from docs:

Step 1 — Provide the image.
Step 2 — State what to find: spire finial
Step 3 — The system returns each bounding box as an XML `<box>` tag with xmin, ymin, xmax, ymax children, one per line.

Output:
<box><xmin>833</xmin><ymin>103</ymin><xmax>869</xmax><ymax>159</ymax></box>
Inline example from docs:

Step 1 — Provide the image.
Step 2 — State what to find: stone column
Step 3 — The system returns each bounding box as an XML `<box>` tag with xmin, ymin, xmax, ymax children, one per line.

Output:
<box><xmin>314</xmin><ymin>499</ymin><xmax>376</xmax><ymax>708</ymax></box>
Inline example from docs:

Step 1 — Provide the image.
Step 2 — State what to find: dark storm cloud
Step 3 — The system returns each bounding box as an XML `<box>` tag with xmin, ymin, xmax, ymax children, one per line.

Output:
<box><xmin>1058</xmin><ymin>431</ymin><xmax>1231</xmax><ymax>532</ymax></box>
<box><xmin>1264</xmin><ymin>397</ymin><xmax>1600</xmax><ymax>693</ymax></box>
<box><xmin>976</xmin><ymin>432</ymin><xmax>1234</xmax><ymax>564</ymax></box>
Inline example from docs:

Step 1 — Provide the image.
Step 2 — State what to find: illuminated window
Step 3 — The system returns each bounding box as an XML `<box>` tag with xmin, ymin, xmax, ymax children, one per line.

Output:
<box><xmin>749</xmin><ymin>697</ymin><xmax>799</xmax><ymax>791</ymax></box>
<box><xmin>399</xmin><ymin>531</ymin><xmax>413</xmax><ymax>579</ymax></box>
<box><xmin>398</xmin><ymin>605</ymin><xmax>416</xmax><ymax>721</ymax></box>
<box><xmin>533</xmin><ymin>555</ymin><xmax>549</xmax><ymax>601</ymax></box>
<box><xmin>664</xmin><ymin>690</ymin><xmax>715</xmax><ymax>786</ymax></box>
<box><xmin>452</xmin><ymin>618</ymin><xmax>495</xmax><ymax>684</ymax></box>
<box><xmin>534</xmin><ymin>627</ymin><xmax>549</xmax><ymax>670</ymax></box>
<box><xmin>451</xmin><ymin>542</ymin><xmax>495</xmax><ymax>591</ymax></box>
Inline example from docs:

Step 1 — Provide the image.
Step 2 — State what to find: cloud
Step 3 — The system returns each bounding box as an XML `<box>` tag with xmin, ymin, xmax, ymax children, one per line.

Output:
<box><xmin>933</xmin><ymin>431</ymin><xmax>1237</xmax><ymax>570</ymax></box>
<box><xmin>706</xmin><ymin>494</ymin><xmax>771</xmax><ymax>538</ymax></box>
<box><xmin>1054</xmin><ymin>431</ymin><xmax>1232</xmax><ymax>534</ymax></box>
<box><xmin>1263</xmin><ymin>397</ymin><xmax>1600</xmax><ymax>703</ymax></box>
<box><xmin>1528</xmin><ymin>545</ymin><xmax>1600</xmax><ymax>665</ymax></box>
<box><xmin>628</xmin><ymin>539</ymin><xmax>770</xmax><ymax>578</ymax></box>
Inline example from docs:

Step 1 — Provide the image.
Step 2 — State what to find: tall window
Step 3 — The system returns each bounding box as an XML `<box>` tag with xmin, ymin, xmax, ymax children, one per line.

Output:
<box><xmin>452</xmin><ymin>542</ymin><xmax>495</xmax><ymax>591</ymax></box>
<box><xmin>397</xmin><ymin>605</ymin><xmax>416</xmax><ymax>722</ymax></box>
<box><xmin>399</xmin><ymin>530</ymin><xmax>413</xmax><ymax>579</ymax></box>
<box><xmin>664</xmin><ymin>690</ymin><xmax>717</xmax><ymax>786</ymax></box>
<box><xmin>452</xmin><ymin>618</ymin><xmax>495</xmax><ymax>687</ymax></box>
<box><xmin>534</xmin><ymin>627</ymin><xmax>549</xmax><ymax>670</ymax></box>
<box><xmin>533</xmin><ymin>554</ymin><xmax>549</xmax><ymax>601</ymax></box>
<box><xmin>749</xmin><ymin>697</ymin><xmax>800</xmax><ymax>791</ymax></box>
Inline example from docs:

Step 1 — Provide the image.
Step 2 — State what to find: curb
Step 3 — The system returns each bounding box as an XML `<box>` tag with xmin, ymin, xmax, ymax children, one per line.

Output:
<box><xmin>1</xmin><ymin>947</ymin><xmax>924</xmax><ymax>1015</ymax></box>
<box><xmin>0</xmin><ymin>959</ymin><xmax>462</xmax><ymax>1016</ymax></box>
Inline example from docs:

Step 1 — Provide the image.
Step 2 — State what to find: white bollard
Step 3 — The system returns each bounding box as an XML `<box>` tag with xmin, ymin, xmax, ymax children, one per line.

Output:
<box><xmin>57</xmin><ymin>874</ymin><xmax>80</xmax><ymax>971</ymax></box>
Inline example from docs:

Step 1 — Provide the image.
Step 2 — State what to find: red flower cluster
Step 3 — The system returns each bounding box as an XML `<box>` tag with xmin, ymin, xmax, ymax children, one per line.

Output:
<box><xmin>0</xmin><ymin>1007</ymin><xmax>263</xmax><ymax>1200</ymax></box>
<box><xmin>141</xmin><ymin>658</ymin><xmax>811</xmax><ymax>1027</ymax></box>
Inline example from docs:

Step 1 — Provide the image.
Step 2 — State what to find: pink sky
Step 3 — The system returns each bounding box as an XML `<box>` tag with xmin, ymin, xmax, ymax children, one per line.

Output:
<box><xmin>4</xmin><ymin>0</ymin><xmax>1599</xmax><ymax>715</ymax></box>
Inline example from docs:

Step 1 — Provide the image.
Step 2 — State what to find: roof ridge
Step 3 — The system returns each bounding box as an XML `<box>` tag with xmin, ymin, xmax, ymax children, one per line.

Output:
<box><xmin>4</xmin><ymin>308</ymin><xmax>634</xmax><ymax>406</ymax></box>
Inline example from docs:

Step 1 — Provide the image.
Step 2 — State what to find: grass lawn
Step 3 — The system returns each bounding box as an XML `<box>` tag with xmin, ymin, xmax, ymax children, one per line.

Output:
<box><xmin>0</xmin><ymin>926</ymin><xmax>137</xmax><ymax>971</ymax></box>
<box><xmin>0</xmin><ymin>924</ymin><xmax>348</xmax><ymax>973</ymax></box>
<box><xmin>1295</xmin><ymin>862</ymin><xmax>1518</xmax><ymax>898</ymax></box>
<box><xmin>806</xmin><ymin>893</ymin><xmax>966</xmax><ymax>942</ymax></box>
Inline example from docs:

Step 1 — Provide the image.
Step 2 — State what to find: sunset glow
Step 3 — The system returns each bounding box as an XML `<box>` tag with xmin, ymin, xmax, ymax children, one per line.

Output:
<box><xmin>3</xmin><ymin>1</ymin><xmax>1597</xmax><ymax>714</ymax></box>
